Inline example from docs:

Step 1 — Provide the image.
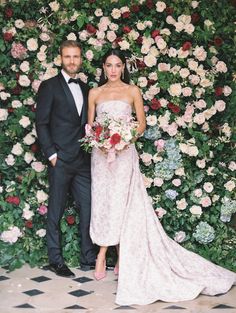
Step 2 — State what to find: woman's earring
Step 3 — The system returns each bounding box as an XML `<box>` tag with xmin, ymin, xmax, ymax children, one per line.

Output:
<box><xmin>104</xmin><ymin>71</ymin><xmax>107</xmax><ymax>80</ymax></box>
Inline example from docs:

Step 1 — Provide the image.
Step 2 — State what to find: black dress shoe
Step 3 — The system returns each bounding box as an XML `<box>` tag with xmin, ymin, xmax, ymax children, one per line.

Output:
<box><xmin>80</xmin><ymin>261</ymin><xmax>96</xmax><ymax>271</ymax></box>
<box><xmin>49</xmin><ymin>263</ymin><xmax>75</xmax><ymax>278</ymax></box>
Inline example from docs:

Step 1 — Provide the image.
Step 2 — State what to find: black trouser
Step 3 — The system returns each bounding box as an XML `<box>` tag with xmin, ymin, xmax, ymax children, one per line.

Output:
<box><xmin>47</xmin><ymin>155</ymin><xmax>96</xmax><ymax>265</ymax></box>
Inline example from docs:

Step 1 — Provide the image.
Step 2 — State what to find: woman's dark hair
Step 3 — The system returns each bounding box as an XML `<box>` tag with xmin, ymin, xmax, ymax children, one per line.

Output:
<box><xmin>98</xmin><ymin>49</ymin><xmax>130</xmax><ymax>86</ymax></box>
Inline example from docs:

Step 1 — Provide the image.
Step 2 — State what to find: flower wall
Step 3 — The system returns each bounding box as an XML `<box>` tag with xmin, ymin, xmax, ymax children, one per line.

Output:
<box><xmin>0</xmin><ymin>0</ymin><xmax>236</xmax><ymax>271</ymax></box>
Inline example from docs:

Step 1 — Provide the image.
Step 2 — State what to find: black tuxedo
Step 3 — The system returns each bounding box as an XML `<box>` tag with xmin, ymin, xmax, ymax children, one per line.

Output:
<box><xmin>36</xmin><ymin>72</ymin><xmax>96</xmax><ymax>265</ymax></box>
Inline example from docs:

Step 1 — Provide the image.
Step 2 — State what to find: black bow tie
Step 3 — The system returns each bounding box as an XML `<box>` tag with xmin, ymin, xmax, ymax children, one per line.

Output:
<box><xmin>68</xmin><ymin>78</ymin><xmax>80</xmax><ymax>84</ymax></box>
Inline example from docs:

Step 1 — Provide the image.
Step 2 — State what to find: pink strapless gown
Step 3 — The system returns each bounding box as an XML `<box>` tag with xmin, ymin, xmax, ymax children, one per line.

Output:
<box><xmin>90</xmin><ymin>100</ymin><xmax>236</xmax><ymax>305</ymax></box>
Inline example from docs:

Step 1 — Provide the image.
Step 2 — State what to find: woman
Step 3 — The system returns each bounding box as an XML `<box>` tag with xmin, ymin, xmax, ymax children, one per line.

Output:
<box><xmin>88</xmin><ymin>49</ymin><xmax>236</xmax><ymax>305</ymax></box>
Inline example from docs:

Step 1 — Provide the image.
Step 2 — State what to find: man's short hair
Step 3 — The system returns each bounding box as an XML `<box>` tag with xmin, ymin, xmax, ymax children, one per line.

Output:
<box><xmin>59</xmin><ymin>40</ymin><xmax>82</xmax><ymax>55</ymax></box>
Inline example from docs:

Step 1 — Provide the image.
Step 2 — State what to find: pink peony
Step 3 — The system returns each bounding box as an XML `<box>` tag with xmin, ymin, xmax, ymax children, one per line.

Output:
<box><xmin>37</xmin><ymin>205</ymin><xmax>48</xmax><ymax>215</ymax></box>
<box><xmin>11</xmin><ymin>42</ymin><xmax>28</xmax><ymax>59</ymax></box>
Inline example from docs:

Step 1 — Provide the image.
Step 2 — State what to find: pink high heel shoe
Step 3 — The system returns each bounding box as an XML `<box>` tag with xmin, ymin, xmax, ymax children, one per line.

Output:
<box><xmin>94</xmin><ymin>259</ymin><xmax>106</xmax><ymax>281</ymax></box>
<box><xmin>114</xmin><ymin>265</ymin><xmax>119</xmax><ymax>276</ymax></box>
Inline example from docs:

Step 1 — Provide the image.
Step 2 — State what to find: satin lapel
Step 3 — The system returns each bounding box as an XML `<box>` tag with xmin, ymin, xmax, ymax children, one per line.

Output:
<box><xmin>78</xmin><ymin>80</ymin><xmax>88</xmax><ymax>125</ymax></box>
<box><xmin>58</xmin><ymin>73</ymin><xmax>80</xmax><ymax>120</ymax></box>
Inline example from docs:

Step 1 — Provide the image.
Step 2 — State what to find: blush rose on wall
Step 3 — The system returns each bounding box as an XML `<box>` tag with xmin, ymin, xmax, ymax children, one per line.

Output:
<box><xmin>0</xmin><ymin>0</ymin><xmax>235</xmax><ymax>271</ymax></box>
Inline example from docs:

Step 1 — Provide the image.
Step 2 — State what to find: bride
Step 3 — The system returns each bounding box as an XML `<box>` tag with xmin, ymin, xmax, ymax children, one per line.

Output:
<box><xmin>87</xmin><ymin>49</ymin><xmax>236</xmax><ymax>305</ymax></box>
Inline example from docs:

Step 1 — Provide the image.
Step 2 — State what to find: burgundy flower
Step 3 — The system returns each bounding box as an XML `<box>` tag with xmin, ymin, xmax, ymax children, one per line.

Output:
<box><xmin>110</xmin><ymin>133</ymin><xmax>121</xmax><ymax>145</ymax></box>
<box><xmin>25</xmin><ymin>220</ymin><xmax>33</xmax><ymax>228</ymax></box>
<box><xmin>147</xmin><ymin>79</ymin><xmax>155</xmax><ymax>87</ymax></box>
<box><xmin>8</xmin><ymin>107</ymin><xmax>14</xmax><ymax>113</ymax></box>
<box><xmin>114</xmin><ymin>37</ymin><xmax>122</xmax><ymax>45</ymax></box>
<box><xmin>136</xmin><ymin>59</ymin><xmax>146</xmax><ymax>69</ymax></box>
<box><xmin>131</xmin><ymin>5</ymin><xmax>140</xmax><ymax>13</ymax></box>
<box><xmin>6</xmin><ymin>196</ymin><xmax>20</xmax><ymax>206</ymax></box>
<box><xmin>122</xmin><ymin>11</ymin><xmax>130</xmax><ymax>18</ymax></box>
<box><xmin>146</xmin><ymin>0</ymin><xmax>154</xmax><ymax>9</ymax></box>
<box><xmin>150</xmin><ymin>99</ymin><xmax>161</xmax><ymax>110</ymax></box>
<box><xmin>5</xmin><ymin>7</ymin><xmax>13</xmax><ymax>18</ymax></box>
<box><xmin>182</xmin><ymin>41</ymin><xmax>192</xmax><ymax>51</ymax></box>
<box><xmin>215</xmin><ymin>86</ymin><xmax>223</xmax><ymax>96</ymax></box>
<box><xmin>11</xmin><ymin>85</ymin><xmax>22</xmax><ymax>95</ymax></box>
<box><xmin>168</xmin><ymin>102</ymin><xmax>181</xmax><ymax>114</ymax></box>
<box><xmin>165</xmin><ymin>7</ymin><xmax>174</xmax><ymax>15</ymax></box>
<box><xmin>151</xmin><ymin>30</ymin><xmax>160</xmax><ymax>39</ymax></box>
<box><xmin>123</xmin><ymin>26</ymin><xmax>132</xmax><ymax>34</ymax></box>
<box><xmin>86</xmin><ymin>24</ymin><xmax>96</xmax><ymax>35</ymax></box>
<box><xmin>136</xmin><ymin>36</ymin><xmax>143</xmax><ymax>45</ymax></box>
<box><xmin>31</xmin><ymin>105</ymin><xmax>37</xmax><ymax>113</ymax></box>
<box><xmin>31</xmin><ymin>144</ymin><xmax>39</xmax><ymax>153</ymax></box>
<box><xmin>66</xmin><ymin>215</ymin><xmax>75</xmax><ymax>225</ymax></box>
<box><xmin>191</xmin><ymin>13</ymin><xmax>200</xmax><ymax>24</ymax></box>
<box><xmin>3</xmin><ymin>32</ymin><xmax>13</xmax><ymax>42</ymax></box>
<box><xmin>15</xmin><ymin>72</ymin><xmax>20</xmax><ymax>80</ymax></box>
<box><xmin>214</xmin><ymin>36</ymin><xmax>223</xmax><ymax>46</ymax></box>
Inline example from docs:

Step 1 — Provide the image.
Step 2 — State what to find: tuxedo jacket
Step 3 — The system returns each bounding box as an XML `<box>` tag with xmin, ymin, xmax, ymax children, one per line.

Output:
<box><xmin>36</xmin><ymin>72</ymin><xmax>89</xmax><ymax>163</ymax></box>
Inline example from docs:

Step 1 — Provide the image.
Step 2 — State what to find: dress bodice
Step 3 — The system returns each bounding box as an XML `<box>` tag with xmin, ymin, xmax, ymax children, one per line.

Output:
<box><xmin>96</xmin><ymin>100</ymin><xmax>132</xmax><ymax>118</ymax></box>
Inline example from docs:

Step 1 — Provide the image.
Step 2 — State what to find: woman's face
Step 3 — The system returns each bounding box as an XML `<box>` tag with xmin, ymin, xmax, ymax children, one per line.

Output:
<box><xmin>103</xmin><ymin>55</ymin><xmax>125</xmax><ymax>82</ymax></box>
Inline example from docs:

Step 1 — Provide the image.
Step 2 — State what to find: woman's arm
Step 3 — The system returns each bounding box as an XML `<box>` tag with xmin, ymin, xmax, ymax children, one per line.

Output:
<box><xmin>87</xmin><ymin>88</ymin><xmax>97</xmax><ymax>125</ymax></box>
<box><xmin>131</xmin><ymin>85</ymin><xmax>146</xmax><ymax>139</ymax></box>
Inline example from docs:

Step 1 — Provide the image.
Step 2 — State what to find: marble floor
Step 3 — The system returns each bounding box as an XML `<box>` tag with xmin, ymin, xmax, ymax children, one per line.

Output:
<box><xmin>0</xmin><ymin>264</ymin><xmax>235</xmax><ymax>313</ymax></box>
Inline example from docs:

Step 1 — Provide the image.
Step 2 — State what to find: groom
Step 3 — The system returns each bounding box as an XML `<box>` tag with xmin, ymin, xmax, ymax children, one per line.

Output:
<box><xmin>36</xmin><ymin>40</ymin><xmax>96</xmax><ymax>277</ymax></box>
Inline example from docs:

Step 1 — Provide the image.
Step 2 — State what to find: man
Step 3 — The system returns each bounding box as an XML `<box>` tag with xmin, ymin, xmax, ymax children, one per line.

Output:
<box><xmin>36</xmin><ymin>40</ymin><xmax>96</xmax><ymax>278</ymax></box>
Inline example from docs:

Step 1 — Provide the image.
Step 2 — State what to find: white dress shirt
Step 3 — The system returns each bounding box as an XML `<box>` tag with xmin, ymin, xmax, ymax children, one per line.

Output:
<box><xmin>49</xmin><ymin>70</ymin><xmax>84</xmax><ymax>161</ymax></box>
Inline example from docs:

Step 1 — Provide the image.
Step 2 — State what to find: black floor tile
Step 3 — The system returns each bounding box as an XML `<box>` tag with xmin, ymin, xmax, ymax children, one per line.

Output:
<box><xmin>0</xmin><ymin>275</ymin><xmax>10</xmax><ymax>281</ymax></box>
<box><xmin>15</xmin><ymin>303</ymin><xmax>35</xmax><ymax>308</ymax></box>
<box><xmin>73</xmin><ymin>276</ymin><xmax>93</xmax><ymax>283</ymax></box>
<box><xmin>64</xmin><ymin>304</ymin><xmax>87</xmax><ymax>309</ymax></box>
<box><xmin>212</xmin><ymin>304</ymin><xmax>235</xmax><ymax>309</ymax></box>
<box><xmin>164</xmin><ymin>305</ymin><xmax>186</xmax><ymax>309</ymax></box>
<box><xmin>31</xmin><ymin>275</ymin><xmax>51</xmax><ymax>283</ymax></box>
<box><xmin>115</xmin><ymin>306</ymin><xmax>136</xmax><ymax>310</ymax></box>
<box><xmin>69</xmin><ymin>289</ymin><xmax>94</xmax><ymax>297</ymax></box>
<box><xmin>23</xmin><ymin>289</ymin><xmax>44</xmax><ymax>296</ymax></box>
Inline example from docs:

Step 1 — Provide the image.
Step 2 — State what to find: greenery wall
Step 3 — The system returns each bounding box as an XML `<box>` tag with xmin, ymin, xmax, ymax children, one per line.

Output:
<box><xmin>0</xmin><ymin>0</ymin><xmax>235</xmax><ymax>271</ymax></box>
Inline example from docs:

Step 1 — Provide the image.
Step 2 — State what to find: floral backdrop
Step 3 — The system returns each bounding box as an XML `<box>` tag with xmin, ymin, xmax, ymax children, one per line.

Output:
<box><xmin>0</xmin><ymin>0</ymin><xmax>235</xmax><ymax>271</ymax></box>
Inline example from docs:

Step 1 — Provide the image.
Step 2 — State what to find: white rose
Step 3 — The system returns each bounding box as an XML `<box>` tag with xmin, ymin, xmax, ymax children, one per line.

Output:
<box><xmin>111</xmin><ymin>8</ymin><xmax>121</xmax><ymax>19</ymax></box>
<box><xmin>18</xmin><ymin>75</ymin><xmax>31</xmax><ymax>87</ymax></box>
<box><xmin>193</xmin><ymin>46</ymin><xmax>207</xmax><ymax>61</ymax></box>
<box><xmin>118</xmin><ymin>40</ymin><xmax>130</xmax><ymax>50</ymax></box>
<box><xmin>184</xmin><ymin>24</ymin><xmax>195</xmax><ymax>34</ymax></box>
<box><xmin>188</xmin><ymin>145</ymin><xmax>199</xmax><ymax>156</ymax></box>
<box><xmin>224</xmin><ymin>181</ymin><xmax>235</xmax><ymax>192</ymax></box>
<box><xmin>0</xmin><ymin>108</ymin><xmax>8</xmax><ymax>121</ymax></box>
<box><xmin>194</xmin><ymin>99</ymin><xmax>207</xmax><ymax>109</ymax></box>
<box><xmin>176</xmin><ymin>198</ymin><xmax>188</xmax><ymax>210</ymax></box>
<box><xmin>174</xmin><ymin>231</ymin><xmax>186</xmax><ymax>243</ymax></box>
<box><xmin>79</xmin><ymin>30</ymin><xmax>89</xmax><ymax>41</ymax></box>
<box><xmin>144</xmin><ymin>54</ymin><xmax>157</xmax><ymax>67</ymax></box>
<box><xmin>221</xmin><ymin>123</ymin><xmax>231</xmax><ymax>137</ymax></box>
<box><xmin>24</xmin><ymin>152</ymin><xmax>35</xmax><ymax>164</ymax></box>
<box><xmin>193</xmin><ymin>113</ymin><xmax>205</xmax><ymax>125</ymax></box>
<box><xmin>0</xmin><ymin>226</ymin><xmax>22</xmax><ymax>244</ymax></box>
<box><xmin>155</xmin><ymin>37</ymin><xmax>167</xmax><ymax>50</ymax></box>
<box><xmin>166</xmin><ymin>16</ymin><xmax>176</xmax><ymax>25</ymax></box>
<box><xmin>36</xmin><ymin>229</ymin><xmax>46</xmax><ymax>237</ymax></box>
<box><xmin>203</xmin><ymin>182</ymin><xmax>214</xmax><ymax>193</ymax></box>
<box><xmin>168</xmin><ymin>47</ymin><xmax>177</xmax><ymax>57</ymax></box>
<box><xmin>11</xmin><ymin>100</ymin><xmax>22</xmax><ymax>108</ymax></box>
<box><xmin>136</xmin><ymin>21</ymin><xmax>146</xmax><ymax>31</ymax></box>
<box><xmin>140</xmin><ymin>153</ymin><xmax>152</xmax><ymax>166</ymax></box>
<box><xmin>155</xmin><ymin>207</ymin><xmax>167</xmax><ymax>218</ymax></box>
<box><xmin>214</xmin><ymin>100</ymin><xmax>226</xmax><ymax>112</ymax></box>
<box><xmin>106</xmin><ymin>30</ymin><xmax>117</xmax><ymax>42</ymax></box>
<box><xmin>95</xmin><ymin>8</ymin><xmax>103</xmax><ymax>17</ymax></box>
<box><xmin>153</xmin><ymin>178</ymin><xmax>164</xmax><ymax>187</ymax></box>
<box><xmin>67</xmin><ymin>32</ymin><xmax>77</xmax><ymax>41</ymax></box>
<box><xmin>190</xmin><ymin>205</ymin><xmax>202</xmax><ymax>215</ymax></box>
<box><xmin>23</xmin><ymin>133</ymin><xmax>36</xmax><ymax>145</ymax></box>
<box><xmin>156</xmin><ymin>1</ymin><xmax>166</xmax><ymax>12</ymax></box>
<box><xmin>15</xmin><ymin>19</ymin><xmax>25</xmax><ymax>28</ymax></box>
<box><xmin>194</xmin><ymin>188</ymin><xmax>203</xmax><ymax>197</ymax></box>
<box><xmin>175</xmin><ymin>167</ymin><xmax>185</xmax><ymax>176</ymax></box>
<box><xmin>188</xmin><ymin>59</ymin><xmax>198</xmax><ymax>71</ymax></box>
<box><xmin>191</xmin><ymin>1</ymin><xmax>199</xmax><ymax>8</ymax></box>
<box><xmin>142</xmin><ymin>175</ymin><xmax>153</xmax><ymax>188</ymax></box>
<box><xmin>128</xmin><ymin>30</ymin><xmax>139</xmax><ymax>41</ymax></box>
<box><xmin>228</xmin><ymin>161</ymin><xmax>236</xmax><ymax>171</ymax></box>
<box><xmin>11</xmin><ymin>143</ymin><xmax>23</xmax><ymax>156</ymax></box>
<box><xmin>31</xmin><ymin>161</ymin><xmax>46</xmax><ymax>173</ymax></box>
<box><xmin>109</xmin><ymin>22</ymin><xmax>119</xmax><ymax>31</ymax></box>
<box><xmin>138</xmin><ymin>77</ymin><xmax>148</xmax><ymax>88</ymax></box>
<box><xmin>168</xmin><ymin>83</ymin><xmax>182</xmax><ymax>97</ymax></box>
<box><xmin>189</xmin><ymin>74</ymin><xmax>200</xmax><ymax>85</ymax></box>
<box><xmin>182</xmin><ymin>87</ymin><xmax>192</xmax><ymax>97</ymax></box>
<box><xmin>204</xmin><ymin>19</ymin><xmax>213</xmax><ymax>27</ymax></box>
<box><xmin>36</xmin><ymin>190</ymin><xmax>48</xmax><ymax>203</ymax></box>
<box><xmin>85</xmin><ymin>50</ymin><xmax>94</xmax><ymax>61</ymax></box>
<box><xmin>53</xmin><ymin>55</ymin><xmax>61</xmax><ymax>66</ymax></box>
<box><xmin>19</xmin><ymin>115</ymin><xmax>31</xmax><ymax>128</ymax></box>
<box><xmin>172</xmin><ymin>179</ymin><xmax>181</xmax><ymax>187</ymax></box>
<box><xmin>174</xmin><ymin>21</ymin><xmax>184</xmax><ymax>32</ymax></box>
<box><xmin>5</xmin><ymin>154</ymin><xmax>15</xmax><ymax>166</ymax></box>
<box><xmin>158</xmin><ymin>63</ymin><xmax>170</xmax><ymax>72</ymax></box>
<box><xmin>196</xmin><ymin>159</ymin><xmax>206</xmax><ymax>168</ymax></box>
<box><xmin>215</xmin><ymin>61</ymin><xmax>227</xmax><ymax>73</ymax></box>
<box><xmin>223</xmin><ymin>86</ymin><xmax>232</xmax><ymax>96</ymax></box>
<box><xmin>178</xmin><ymin>15</ymin><xmax>191</xmax><ymax>25</ymax></box>
<box><xmin>19</xmin><ymin>61</ymin><xmax>30</xmax><ymax>73</ymax></box>
<box><xmin>204</xmin><ymin>107</ymin><xmax>217</xmax><ymax>120</ymax></box>
<box><xmin>22</xmin><ymin>208</ymin><xmax>34</xmax><ymax>220</ymax></box>
<box><xmin>179</xmin><ymin>68</ymin><xmax>190</xmax><ymax>78</ymax></box>
<box><xmin>200</xmin><ymin>196</ymin><xmax>212</xmax><ymax>207</ymax></box>
<box><xmin>212</xmin><ymin>194</ymin><xmax>220</xmax><ymax>203</ymax></box>
<box><xmin>49</xmin><ymin>1</ymin><xmax>60</xmax><ymax>12</ymax></box>
<box><xmin>40</xmin><ymin>32</ymin><xmax>50</xmax><ymax>41</ymax></box>
<box><xmin>27</xmin><ymin>38</ymin><xmax>38</xmax><ymax>51</ymax></box>
<box><xmin>146</xmin><ymin>115</ymin><xmax>157</xmax><ymax>126</ymax></box>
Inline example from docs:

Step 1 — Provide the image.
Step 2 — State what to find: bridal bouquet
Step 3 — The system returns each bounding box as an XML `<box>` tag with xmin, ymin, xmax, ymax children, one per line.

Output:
<box><xmin>80</xmin><ymin>113</ymin><xmax>139</xmax><ymax>162</ymax></box>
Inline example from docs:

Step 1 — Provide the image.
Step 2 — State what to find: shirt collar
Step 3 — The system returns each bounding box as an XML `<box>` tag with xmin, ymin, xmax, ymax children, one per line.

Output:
<box><xmin>61</xmin><ymin>69</ymin><xmax>78</xmax><ymax>83</ymax></box>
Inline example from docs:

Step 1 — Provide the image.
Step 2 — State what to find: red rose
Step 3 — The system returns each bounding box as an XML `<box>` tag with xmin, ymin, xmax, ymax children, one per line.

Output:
<box><xmin>86</xmin><ymin>24</ymin><xmax>96</xmax><ymax>34</ymax></box>
<box><xmin>3</xmin><ymin>32</ymin><xmax>13</xmax><ymax>41</ymax></box>
<box><xmin>151</xmin><ymin>30</ymin><xmax>160</xmax><ymax>39</ymax></box>
<box><xmin>165</xmin><ymin>7</ymin><xmax>174</xmax><ymax>15</ymax></box>
<box><xmin>168</xmin><ymin>102</ymin><xmax>181</xmax><ymax>114</ymax></box>
<box><xmin>136</xmin><ymin>59</ymin><xmax>146</xmax><ymax>69</ymax></box>
<box><xmin>191</xmin><ymin>13</ymin><xmax>200</xmax><ymax>24</ymax></box>
<box><xmin>11</xmin><ymin>85</ymin><xmax>22</xmax><ymax>95</ymax></box>
<box><xmin>146</xmin><ymin>0</ymin><xmax>154</xmax><ymax>9</ymax></box>
<box><xmin>131</xmin><ymin>5</ymin><xmax>140</xmax><ymax>13</ymax></box>
<box><xmin>6</xmin><ymin>196</ymin><xmax>20</xmax><ymax>205</ymax></box>
<box><xmin>95</xmin><ymin>125</ymin><xmax>103</xmax><ymax>138</ymax></box>
<box><xmin>136</xmin><ymin>36</ymin><xmax>143</xmax><ymax>44</ymax></box>
<box><xmin>5</xmin><ymin>7</ymin><xmax>13</xmax><ymax>18</ymax></box>
<box><xmin>150</xmin><ymin>99</ymin><xmax>161</xmax><ymax>110</ymax></box>
<box><xmin>115</xmin><ymin>37</ymin><xmax>122</xmax><ymax>44</ymax></box>
<box><xmin>215</xmin><ymin>86</ymin><xmax>223</xmax><ymax>96</ymax></box>
<box><xmin>182</xmin><ymin>41</ymin><xmax>192</xmax><ymax>51</ymax></box>
<box><xmin>8</xmin><ymin>107</ymin><xmax>14</xmax><ymax>113</ymax></box>
<box><xmin>110</xmin><ymin>133</ymin><xmax>121</xmax><ymax>145</ymax></box>
<box><xmin>214</xmin><ymin>37</ymin><xmax>223</xmax><ymax>46</ymax></box>
<box><xmin>25</xmin><ymin>220</ymin><xmax>33</xmax><ymax>228</ymax></box>
<box><xmin>66</xmin><ymin>215</ymin><xmax>75</xmax><ymax>225</ymax></box>
<box><xmin>31</xmin><ymin>144</ymin><xmax>39</xmax><ymax>153</ymax></box>
<box><xmin>147</xmin><ymin>79</ymin><xmax>155</xmax><ymax>87</ymax></box>
<box><xmin>122</xmin><ymin>11</ymin><xmax>130</xmax><ymax>18</ymax></box>
<box><xmin>123</xmin><ymin>26</ymin><xmax>132</xmax><ymax>34</ymax></box>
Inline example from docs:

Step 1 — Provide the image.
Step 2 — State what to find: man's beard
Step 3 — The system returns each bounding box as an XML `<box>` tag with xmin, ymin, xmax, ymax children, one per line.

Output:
<box><xmin>62</xmin><ymin>63</ymin><xmax>80</xmax><ymax>75</ymax></box>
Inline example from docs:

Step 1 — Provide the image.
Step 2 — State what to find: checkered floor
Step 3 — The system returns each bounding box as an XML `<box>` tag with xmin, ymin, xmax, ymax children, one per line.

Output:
<box><xmin>0</xmin><ymin>265</ymin><xmax>235</xmax><ymax>313</ymax></box>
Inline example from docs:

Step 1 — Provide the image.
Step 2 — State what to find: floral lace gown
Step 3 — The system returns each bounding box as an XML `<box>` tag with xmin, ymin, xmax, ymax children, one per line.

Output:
<box><xmin>90</xmin><ymin>100</ymin><xmax>236</xmax><ymax>306</ymax></box>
